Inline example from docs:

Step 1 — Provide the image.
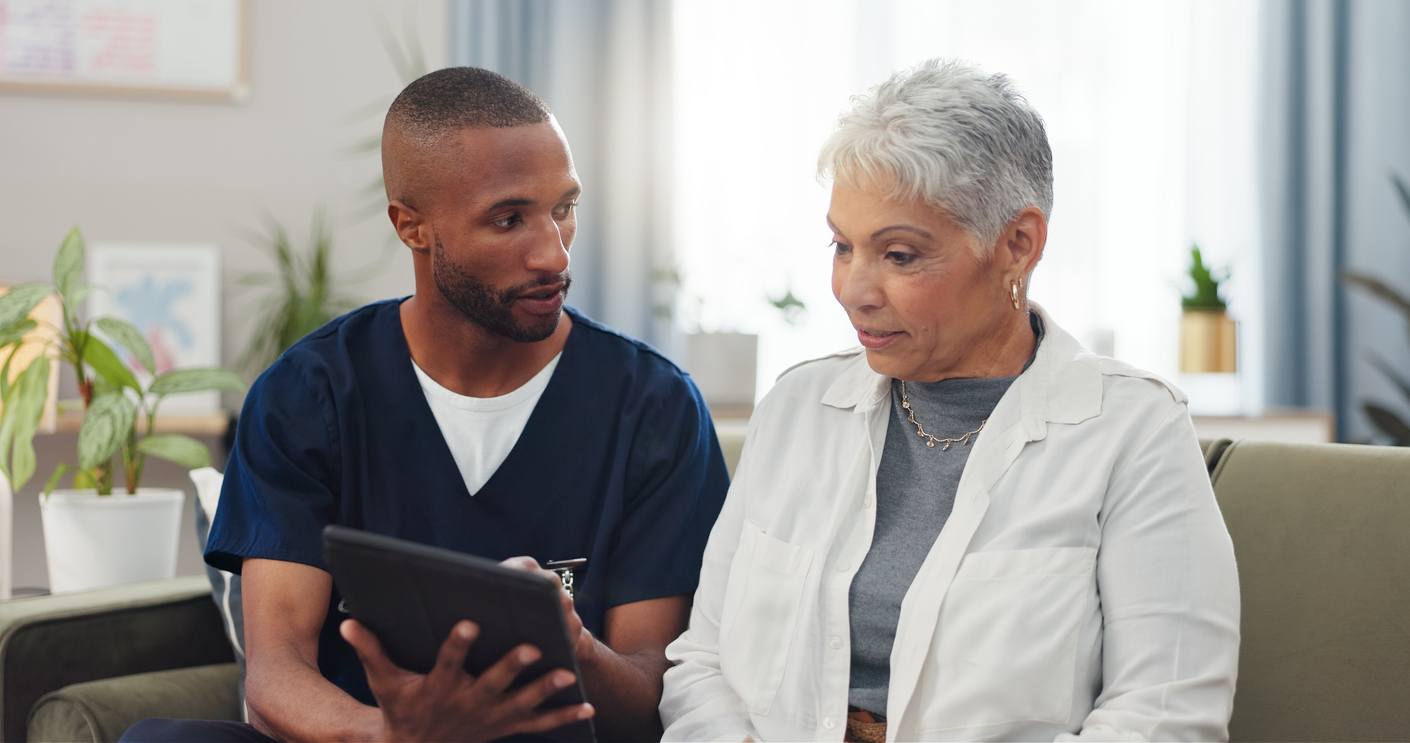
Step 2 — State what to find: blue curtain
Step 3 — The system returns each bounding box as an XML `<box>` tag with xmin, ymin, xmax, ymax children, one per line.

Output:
<box><xmin>1262</xmin><ymin>0</ymin><xmax>1410</xmax><ymax>442</ymax></box>
<box><xmin>446</xmin><ymin>0</ymin><xmax>676</xmax><ymax>350</ymax></box>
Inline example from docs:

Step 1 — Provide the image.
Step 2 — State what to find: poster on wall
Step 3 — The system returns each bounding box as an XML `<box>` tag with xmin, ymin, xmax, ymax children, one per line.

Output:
<box><xmin>0</xmin><ymin>0</ymin><xmax>247</xmax><ymax>101</ymax></box>
<box><xmin>88</xmin><ymin>244</ymin><xmax>222</xmax><ymax>414</ymax></box>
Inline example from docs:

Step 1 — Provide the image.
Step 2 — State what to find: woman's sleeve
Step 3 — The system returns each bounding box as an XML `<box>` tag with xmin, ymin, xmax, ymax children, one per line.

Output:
<box><xmin>659</xmin><ymin>412</ymin><xmax>763</xmax><ymax>742</ymax></box>
<box><xmin>1060</xmin><ymin>399</ymin><xmax>1241</xmax><ymax>742</ymax></box>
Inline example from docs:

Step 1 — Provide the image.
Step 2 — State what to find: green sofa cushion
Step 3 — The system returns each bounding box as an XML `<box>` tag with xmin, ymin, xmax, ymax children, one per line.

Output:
<box><xmin>27</xmin><ymin>664</ymin><xmax>240</xmax><ymax>743</ymax></box>
<box><xmin>1212</xmin><ymin>441</ymin><xmax>1410</xmax><ymax>741</ymax></box>
<box><xmin>0</xmin><ymin>577</ymin><xmax>234</xmax><ymax>743</ymax></box>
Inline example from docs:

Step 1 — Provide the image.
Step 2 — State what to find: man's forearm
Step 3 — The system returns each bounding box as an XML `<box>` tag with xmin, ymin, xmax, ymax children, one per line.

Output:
<box><xmin>248</xmin><ymin>652</ymin><xmax>385</xmax><ymax>742</ymax></box>
<box><xmin>578</xmin><ymin>638</ymin><xmax>670</xmax><ymax>742</ymax></box>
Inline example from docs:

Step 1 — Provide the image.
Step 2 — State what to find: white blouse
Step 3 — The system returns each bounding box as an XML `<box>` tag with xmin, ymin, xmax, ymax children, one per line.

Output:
<box><xmin>660</xmin><ymin>306</ymin><xmax>1240</xmax><ymax>742</ymax></box>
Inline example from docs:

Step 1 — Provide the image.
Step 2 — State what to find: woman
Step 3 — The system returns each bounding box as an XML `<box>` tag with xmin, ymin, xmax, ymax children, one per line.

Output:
<box><xmin>659</xmin><ymin>60</ymin><xmax>1239</xmax><ymax>742</ymax></box>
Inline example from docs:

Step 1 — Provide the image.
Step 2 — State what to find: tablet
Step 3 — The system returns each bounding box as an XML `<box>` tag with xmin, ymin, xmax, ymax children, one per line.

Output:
<box><xmin>323</xmin><ymin>525</ymin><xmax>595</xmax><ymax>742</ymax></box>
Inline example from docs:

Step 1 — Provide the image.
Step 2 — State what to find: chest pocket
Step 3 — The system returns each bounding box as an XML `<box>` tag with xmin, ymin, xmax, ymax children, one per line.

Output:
<box><xmin>917</xmin><ymin>546</ymin><xmax>1097</xmax><ymax>731</ymax></box>
<box><xmin>718</xmin><ymin>520</ymin><xmax>814</xmax><ymax>717</ymax></box>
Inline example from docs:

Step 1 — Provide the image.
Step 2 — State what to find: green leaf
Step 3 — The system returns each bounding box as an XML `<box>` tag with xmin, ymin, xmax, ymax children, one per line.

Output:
<box><xmin>83</xmin><ymin>335</ymin><xmax>141</xmax><ymax>391</ymax></box>
<box><xmin>77</xmin><ymin>392</ymin><xmax>137</xmax><ymax>470</ymax></box>
<box><xmin>53</xmin><ymin>227</ymin><xmax>86</xmax><ymax>299</ymax></box>
<box><xmin>0</xmin><ymin>356</ymin><xmax>51</xmax><ymax>490</ymax></box>
<box><xmin>1364</xmin><ymin>403</ymin><xmax>1410</xmax><ymax>446</ymax></box>
<box><xmin>1368</xmin><ymin>355</ymin><xmax>1410</xmax><ymax>404</ymax></box>
<box><xmin>1392</xmin><ymin>173</ymin><xmax>1410</xmax><ymax>223</ymax></box>
<box><xmin>137</xmin><ymin>434</ymin><xmax>211</xmax><ymax>469</ymax></box>
<box><xmin>69</xmin><ymin>284</ymin><xmax>101</xmax><ymax>306</ymax></box>
<box><xmin>0</xmin><ymin>284</ymin><xmax>52</xmax><ymax>331</ymax></box>
<box><xmin>150</xmin><ymin>367</ymin><xmax>246</xmax><ymax>396</ymax></box>
<box><xmin>42</xmin><ymin>463</ymin><xmax>69</xmax><ymax>497</ymax></box>
<box><xmin>0</xmin><ymin>319</ymin><xmax>38</xmax><ymax>351</ymax></box>
<box><xmin>1342</xmin><ymin>270</ymin><xmax>1410</xmax><ymax>317</ymax></box>
<box><xmin>72</xmin><ymin>468</ymin><xmax>97</xmax><ymax>490</ymax></box>
<box><xmin>95</xmin><ymin>317</ymin><xmax>156</xmax><ymax>376</ymax></box>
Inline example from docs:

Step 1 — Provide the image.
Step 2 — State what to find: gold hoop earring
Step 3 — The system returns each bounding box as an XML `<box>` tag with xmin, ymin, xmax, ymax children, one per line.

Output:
<box><xmin>1010</xmin><ymin>279</ymin><xmax>1021</xmax><ymax>310</ymax></box>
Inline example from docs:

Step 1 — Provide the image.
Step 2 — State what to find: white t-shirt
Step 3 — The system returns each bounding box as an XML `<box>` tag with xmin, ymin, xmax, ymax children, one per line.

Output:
<box><xmin>411</xmin><ymin>353</ymin><xmax>562</xmax><ymax>496</ymax></box>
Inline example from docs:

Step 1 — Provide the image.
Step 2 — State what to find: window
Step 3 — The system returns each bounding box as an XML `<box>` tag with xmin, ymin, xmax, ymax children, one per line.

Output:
<box><xmin>674</xmin><ymin>0</ymin><xmax>1262</xmax><ymax>412</ymax></box>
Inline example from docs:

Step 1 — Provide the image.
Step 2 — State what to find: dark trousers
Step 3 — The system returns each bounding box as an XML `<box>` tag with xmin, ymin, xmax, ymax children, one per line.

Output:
<box><xmin>120</xmin><ymin>718</ymin><xmax>276</xmax><ymax>742</ymax></box>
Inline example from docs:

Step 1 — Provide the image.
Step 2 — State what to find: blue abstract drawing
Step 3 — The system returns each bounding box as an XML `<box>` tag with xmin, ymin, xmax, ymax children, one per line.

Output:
<box><xmin>111</xmin><ymin>275</ymin><xmax>194</xmax><ymax>375</ymax></box>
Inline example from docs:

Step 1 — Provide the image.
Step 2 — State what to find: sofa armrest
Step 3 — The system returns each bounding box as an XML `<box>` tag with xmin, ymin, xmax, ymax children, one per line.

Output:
<box><xmin>0</xmin><ymin>577</ymin><xmax>233</xmax><ymax>743</ymax></box>
<box><xmin>27</xmin><ymin>663</ymin><xmax>240</xmax><ymax>743</ymax></box>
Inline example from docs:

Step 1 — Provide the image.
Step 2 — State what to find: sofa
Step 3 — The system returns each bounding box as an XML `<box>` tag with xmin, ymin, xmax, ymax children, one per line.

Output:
<box><xmin>3</xmin><ymin>438</ymin><xmax>1407</xmax><ymax>741</ymax></box>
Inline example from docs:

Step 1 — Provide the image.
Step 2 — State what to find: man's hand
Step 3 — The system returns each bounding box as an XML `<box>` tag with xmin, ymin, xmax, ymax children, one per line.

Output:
<box><xmin>341</xmin><ymin>618</ymin><xmax>594</xmax><ymax>742</ymax></box>
<box><xmin>499</xmin><ymin>557</ymin><xmax>690</xmax><ymax>741</ymax></box>
<box><xmin>498</xmin><ymin>557</ymin><xmax>597</xmax><ymax>662</ymax></box>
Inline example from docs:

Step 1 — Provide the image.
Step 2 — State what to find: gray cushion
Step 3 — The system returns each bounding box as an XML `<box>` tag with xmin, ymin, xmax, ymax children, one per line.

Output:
<box><xmin>193</xmin><ymin>498</ymin><xmax>244</xmax><ymax>708</ymax></box>
<box><xmin>27</xmin><ymin>664</ymin><xmax>241</xmax><ymax>743</ymax></box>
<box><xmin>1212</xmin><ymin>441</ymin><xmax>1410</xmax><ymax>741</ymax></box>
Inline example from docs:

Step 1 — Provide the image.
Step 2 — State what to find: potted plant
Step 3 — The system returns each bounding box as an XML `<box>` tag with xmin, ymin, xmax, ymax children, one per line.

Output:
<box><xmin>1342</xmin><ymin>174</ymin><xmax>1410</xmax><ymax>445</ymax></box>
<box><xmin>1179</xmin><ymin>244</ymin><xmax>1236</xmax><ymax>374</ymax></box>
<box><xmin>0</xmin><ymin>227</ymin><xmax>246</xmax><ymax>593</ymax></box>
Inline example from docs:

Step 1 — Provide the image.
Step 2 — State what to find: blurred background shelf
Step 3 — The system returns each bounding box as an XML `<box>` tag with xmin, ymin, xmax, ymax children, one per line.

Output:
<box><xmin>52</xmin><ymin>410</ymin><xmax>231</xmax><ymax>436</ymax></box>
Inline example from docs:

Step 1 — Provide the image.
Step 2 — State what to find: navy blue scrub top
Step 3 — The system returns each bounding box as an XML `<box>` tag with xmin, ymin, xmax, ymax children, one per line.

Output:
<box><xmin>206</xmin><ymin>300</ymin><xmax>730</xmax><ymax>705</ymax></box>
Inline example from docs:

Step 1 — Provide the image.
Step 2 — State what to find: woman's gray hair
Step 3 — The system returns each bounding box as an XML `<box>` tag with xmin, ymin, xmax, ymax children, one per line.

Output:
<box><xmin>818</xmin><ymin>59</ymin><xmax>1054</xmax><ymax>254</ymax></box>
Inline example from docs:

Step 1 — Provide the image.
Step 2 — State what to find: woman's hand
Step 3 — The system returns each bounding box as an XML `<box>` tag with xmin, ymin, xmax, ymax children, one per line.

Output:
<box><xmin>499</xmin><ymin>556</ymin><xmax>599</xmax><ymax>663</ymax></box>
<box><xmin>341</xmin><ymin>618</ymin><xmax>593</xmax><ymax>742</ymax></box>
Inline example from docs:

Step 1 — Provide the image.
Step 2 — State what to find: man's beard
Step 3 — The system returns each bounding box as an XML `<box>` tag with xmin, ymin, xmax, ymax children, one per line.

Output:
<box><xmin>431</xmin><ymin>235</ymin><xmax>572</xmax><ymax>343</ymax></box>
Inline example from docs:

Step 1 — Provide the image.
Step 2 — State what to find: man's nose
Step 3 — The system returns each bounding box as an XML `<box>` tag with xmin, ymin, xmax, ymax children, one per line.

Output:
<box><xmin>526</xmin><ymin>216</ymin><xmax>571</xmax><ymax>275</ymax></box>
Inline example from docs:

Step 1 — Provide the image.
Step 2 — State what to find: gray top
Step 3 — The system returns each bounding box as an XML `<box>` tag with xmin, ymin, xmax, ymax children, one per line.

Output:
<box><xmin>847</xmin><ymin>313</ymin><xmax>1043</xmax><ymax>716</ymax></box>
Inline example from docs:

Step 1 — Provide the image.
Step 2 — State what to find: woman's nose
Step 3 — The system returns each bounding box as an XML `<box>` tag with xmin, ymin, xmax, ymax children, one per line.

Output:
<box><xmin>834</xmin><ymin>257</ymin><xmax>885</xmax><ymax>312</ymax></box>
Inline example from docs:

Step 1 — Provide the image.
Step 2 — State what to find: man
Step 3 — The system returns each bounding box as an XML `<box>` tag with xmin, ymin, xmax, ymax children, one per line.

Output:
<box><xmin>124</xmin><ymin>68</ymin><xmax>729</xmax><ymax>742</ymax></box>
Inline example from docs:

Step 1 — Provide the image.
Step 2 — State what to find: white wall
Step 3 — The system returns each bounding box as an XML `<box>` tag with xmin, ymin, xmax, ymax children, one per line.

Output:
<box><xmin>0</xmin><ymin>0</ymin><xmax>448</xmax><ymax>404</ymax></box>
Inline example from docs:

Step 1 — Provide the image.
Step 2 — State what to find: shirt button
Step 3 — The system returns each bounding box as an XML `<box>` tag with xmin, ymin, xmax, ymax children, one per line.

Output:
<box><xmin>823</xmin><ymin>717</ymin><xmax>836</xmax><ymax>730</ymax></box>
<box><xmin>836</xmin><ymin>561</ymin><xmax>850</xmax><ymax>572</ymax></box>
<box><xmin>864</xmin><ymin>496</ymin><xmax>875</xmax><ymax>508</ymax></box>
<box><xmin>828</xmin><ymin>635</ymin><xmax>843</xmax><ymax>649</ymax></box>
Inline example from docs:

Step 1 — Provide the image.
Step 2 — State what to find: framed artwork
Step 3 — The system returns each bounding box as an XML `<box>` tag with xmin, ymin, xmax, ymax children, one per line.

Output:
<box><xmin>0</xmin><ymin>0</ymin><xmax>248</xmax><ymax>102</ymax></box>
<box><xmin>0</xmin><ymin>288</ymin><xmax>61</xmax><ymax>430</ymax></box>
<box><xmin>88</xmin><ymin>244</ymin><xmax>222</xmax><ymax>414</ymax></box>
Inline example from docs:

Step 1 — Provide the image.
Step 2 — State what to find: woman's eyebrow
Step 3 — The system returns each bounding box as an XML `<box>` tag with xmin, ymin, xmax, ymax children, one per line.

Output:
<box><xmin>871</xmin><ymin>224</ymin><xmax>933</xmax><ymax>240</ymax></box>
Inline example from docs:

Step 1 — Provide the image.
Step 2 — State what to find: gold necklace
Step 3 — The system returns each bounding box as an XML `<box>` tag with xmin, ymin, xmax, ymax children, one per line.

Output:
<box><xmin>900</xmin><ymin>380</ymin><xmax>987</xmax><ymax>450</ymax></box>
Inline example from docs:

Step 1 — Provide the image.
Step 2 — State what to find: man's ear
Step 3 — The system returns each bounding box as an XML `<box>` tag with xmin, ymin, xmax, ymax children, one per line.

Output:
<box><xmin>388</xmin><ymin>200</ymin><xmax>431</xmax><ymax>254</ymax></box>
<box><xmin>998</xmin><ymin>205</ymin><xmax>1047</xmax><ymax>277</ymax></box>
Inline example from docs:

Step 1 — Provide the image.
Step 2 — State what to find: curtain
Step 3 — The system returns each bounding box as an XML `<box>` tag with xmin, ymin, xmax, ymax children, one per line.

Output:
<box><xmin>447</xmin><ymin>0</ymin><xmax>676</xmax><ymax>350</ymax></box>
<box><xmin>1261</xmin><ymin>0</ymin><xmax>1410</xmax><ymax>442</ymax></box>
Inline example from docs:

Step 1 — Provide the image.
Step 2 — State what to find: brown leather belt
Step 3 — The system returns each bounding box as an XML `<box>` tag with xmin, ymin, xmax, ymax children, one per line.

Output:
<box><xmin>844</xmin><ymin>708</ymin><xmax>887</xmax><ymax>743</ymax></box>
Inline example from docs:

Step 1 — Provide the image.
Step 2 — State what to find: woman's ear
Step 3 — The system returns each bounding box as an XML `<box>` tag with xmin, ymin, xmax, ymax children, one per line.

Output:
<box><xmin>999</xmin><ymin>206</ymin><xmax>1048</xmax><ymax>278</ymax></box>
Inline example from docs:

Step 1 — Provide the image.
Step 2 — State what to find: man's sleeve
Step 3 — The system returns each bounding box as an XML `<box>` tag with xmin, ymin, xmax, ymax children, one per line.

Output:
<box><xmin>604</xmin><ymin>371</ymin><xmax>731</xmax><ymax>609</ymax></box>
<box><xmin>205</xmin><ymin>357</ymin><xmax>340</xmax><ymax>574</ymax></box>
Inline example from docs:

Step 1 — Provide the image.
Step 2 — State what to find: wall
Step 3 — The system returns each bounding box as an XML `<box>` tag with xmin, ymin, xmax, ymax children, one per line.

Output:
<box><xmin>0</xmin><ymin>0</ymin><xmax>447</xmax><ymax>589</ymax></box>
<box><xmin>0</xmin><ymin>0</ymin><xmax>449</xmax><ymax>406</ymax></box>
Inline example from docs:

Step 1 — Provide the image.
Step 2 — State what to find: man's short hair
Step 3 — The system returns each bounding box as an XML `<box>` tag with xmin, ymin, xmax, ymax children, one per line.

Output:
<box><xmin>385</xmin><ymin>66</ymin><xmax>551</xmax><ymax>145</ymax></box>
<box><xmin>818</xmin><ymin>59</ymin><xmax>1053</xmax><ymax>254</ymax></box>
<box><xmin>383</xmin><ymin>67</ymin><xmax>553</xmax><ymax>206</ymax></box>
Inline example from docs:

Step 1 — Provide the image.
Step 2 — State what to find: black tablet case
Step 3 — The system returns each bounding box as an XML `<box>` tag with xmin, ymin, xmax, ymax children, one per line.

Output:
<box><xmin>323</xmin><ymin>525</ymin><xmax>595</xmax><ymax>742</ymax></box>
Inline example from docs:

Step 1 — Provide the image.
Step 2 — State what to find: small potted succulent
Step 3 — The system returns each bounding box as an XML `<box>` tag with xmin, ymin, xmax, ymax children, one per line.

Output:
<box><xmin>1179</xmin><ymin>244</ymin><xmax>1236</xmax><ymax>374</ymax></box>
<box><xmin>0</xmin><ymin>227</ymin><xmax>245</xmax><ymax>593</ymax></box>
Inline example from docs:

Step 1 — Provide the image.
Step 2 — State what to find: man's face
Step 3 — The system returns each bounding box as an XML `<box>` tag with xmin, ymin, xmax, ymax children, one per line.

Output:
<box><xmin>423</xmin><ymin>122</ymin><xmax>580</xmax><ymax>342</ymax></box>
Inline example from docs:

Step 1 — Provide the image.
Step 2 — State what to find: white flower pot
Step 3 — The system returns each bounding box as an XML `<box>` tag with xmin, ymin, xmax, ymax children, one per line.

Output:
<box><xmin>39</xmin><ymin>488</ymin><xmax>185</xmax><ymax>593</ymax></box>
<box><xmin>0</xmin><ymin>471</ymin><xmax>11</xmax><ymax>599</ymax></box>
<box><xmin>685</xmin><ymin>332</ymin><xmax>758</xmax><ymax>417</ymax></box>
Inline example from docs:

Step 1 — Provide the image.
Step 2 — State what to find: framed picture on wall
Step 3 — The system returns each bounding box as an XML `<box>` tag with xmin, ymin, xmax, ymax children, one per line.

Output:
<box><xmin>87</xmin><ymin>244</ymin><xmax>222</xmax><ymax>414</ymax></box>
<box><xmin>0</xmin><ymin>0</ymin><xmax>249</xmax><ymax>102</ymax></box>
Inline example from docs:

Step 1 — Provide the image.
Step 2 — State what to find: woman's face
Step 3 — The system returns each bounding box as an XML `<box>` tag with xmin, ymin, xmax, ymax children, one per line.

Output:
<box><xmin>828</xmin><ymin>179</ymin><xmax>1014</xmax><ymax>382</ymax></box>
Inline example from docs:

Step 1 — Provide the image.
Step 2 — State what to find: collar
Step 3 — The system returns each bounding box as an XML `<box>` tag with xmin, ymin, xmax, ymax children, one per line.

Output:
<box><xmin>819</xmin><ymin>303</ymin><xmax>1104</xmax><ymax>436</ymax></box>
